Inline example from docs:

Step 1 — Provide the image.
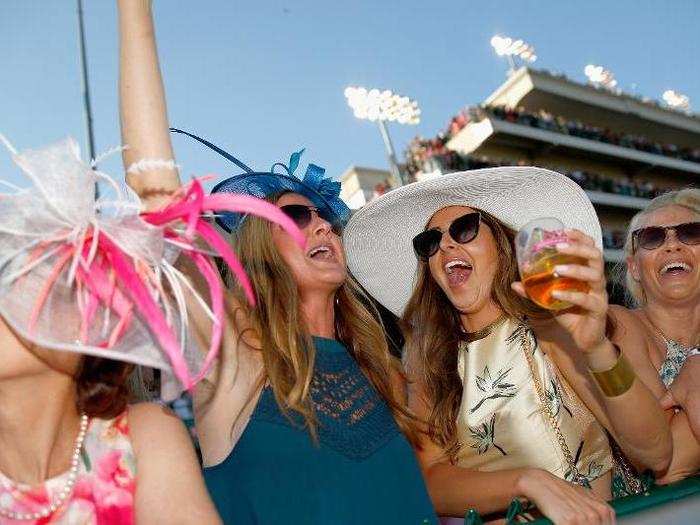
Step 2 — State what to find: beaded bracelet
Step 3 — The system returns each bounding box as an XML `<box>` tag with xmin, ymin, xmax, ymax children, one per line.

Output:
<box><xmin>126</xmin><ymin>158</ymin><xmax>179</xmax><ymax>174</ymax></box>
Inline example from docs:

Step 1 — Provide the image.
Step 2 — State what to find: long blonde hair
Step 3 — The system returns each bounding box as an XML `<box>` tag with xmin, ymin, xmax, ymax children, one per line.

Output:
<box><xmin>224</xmin><ymin>195</ymin><xmax>419</xmax><ymax>445</ymax></box>
<box><xmin>401</xmin><ymin>209</ymin><xmax>549</xmax><ymax>460</ymax></box>
<box><xmin>619</xmin><ymin>188</ymin><xmax>700</xmax><ymax>306</ymax></box>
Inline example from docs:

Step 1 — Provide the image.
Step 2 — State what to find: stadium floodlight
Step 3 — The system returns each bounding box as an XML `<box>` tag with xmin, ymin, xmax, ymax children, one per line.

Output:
<box><xmin>584</xmin><ymin>64</ymin><xmax>618</xmax><ymax>90</ymax></box>
<box><xmin>490</xmin><ymin>35</ymin><xmax>537</xmax><ymax>74</ymax></box>
<box><xmin>662</xmin><ymin>90</ymin><xmax>691</xmax><ymax>112</ymax></box>
<box><xmin>344</xmin><ymin>87</ymin><xmax>421</xmax><ymax>125</ymax></box>
<box><xmin>344</xmin><ymin>86</ymin><xmax>421</xmax><ymax>186</ymax></box>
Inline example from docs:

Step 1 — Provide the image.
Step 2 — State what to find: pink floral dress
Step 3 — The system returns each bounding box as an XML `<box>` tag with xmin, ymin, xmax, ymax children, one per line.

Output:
<box><xmin>0</xmin><ymin>412</ymin><xmax>136</xmax><ymax>524</ymax></box>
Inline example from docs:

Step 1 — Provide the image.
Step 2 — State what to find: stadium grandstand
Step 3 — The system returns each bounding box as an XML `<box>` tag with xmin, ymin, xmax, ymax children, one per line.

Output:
<box><xmin>341</xmin><ymin>67</ymin><xmax>699</xmax><ymax>301</ymax></box>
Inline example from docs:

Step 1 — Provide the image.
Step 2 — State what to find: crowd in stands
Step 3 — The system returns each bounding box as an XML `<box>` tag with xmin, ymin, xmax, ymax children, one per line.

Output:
<box><xmin>485</xmin><ymin>106</ymin><xmax>700</xmax><ymax>163</ymax></box>
<box><xmin>532</xmin><ymin>67</ymin><xmax>695</xmax><ymax>116</ymax></box>
<box><xmin>403</xmin><ymin>139</ymin><xmax>663</xmax><ymax>253</ymax></box>
<box><xmin>420</xmin><ymin>104</ymin><xmax>700</xmax><ymax>167</ymax></box>
<box><xmin>567</xmin><ymin>169</ymin><xmax>659</xmax><ymax>199</ymax></box>
<box><xmin>404</xmin><ymin>140</ymin><xmax>668</xmax><ymax>200</ymax></box>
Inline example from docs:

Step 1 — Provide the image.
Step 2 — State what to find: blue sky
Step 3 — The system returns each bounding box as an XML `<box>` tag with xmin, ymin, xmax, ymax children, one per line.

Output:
<box><xmin>1</xmin><ymin>0</ymin><xmax>698</xmax><ymax>191</ymax></box>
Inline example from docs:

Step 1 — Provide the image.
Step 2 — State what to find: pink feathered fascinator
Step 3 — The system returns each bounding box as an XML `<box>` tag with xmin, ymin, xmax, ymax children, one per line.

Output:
<box><xmin>0</xmin><ymin>136</ymin><xmax>304</xmax><ymax>398</ymax></box>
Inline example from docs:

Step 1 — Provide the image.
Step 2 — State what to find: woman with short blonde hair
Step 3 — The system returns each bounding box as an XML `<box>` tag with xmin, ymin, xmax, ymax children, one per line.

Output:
<box><xmin>609</xmin><ymin>187</ymin><xmax>700</xmax><ymax>485</ymax></box>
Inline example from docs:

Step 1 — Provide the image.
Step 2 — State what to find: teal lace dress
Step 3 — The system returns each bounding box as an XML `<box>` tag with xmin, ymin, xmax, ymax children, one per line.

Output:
<box><xmin>204</xmin><ymin>336</ymin><xmax>437</xmax><ymax>524</ymax></box>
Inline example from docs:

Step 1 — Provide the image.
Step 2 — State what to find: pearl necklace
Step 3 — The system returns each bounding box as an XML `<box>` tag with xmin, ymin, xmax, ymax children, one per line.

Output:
<box><xmin>0</xmin><ymin>414</ymin><xmax>89</xmax><ymax>521</ymax></box>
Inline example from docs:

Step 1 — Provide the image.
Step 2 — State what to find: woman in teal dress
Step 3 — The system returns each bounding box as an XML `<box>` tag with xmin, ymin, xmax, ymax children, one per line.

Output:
<box><xmin>184</xmin><ymin>139</ymin><xmax>437</xmax><ymax>525</ymax></box>
<box><xmin>203</xmin><ymin>334</ymin><xmax>437</xmax><ymax>524</ymax></box>
<box><xmin>116</xmin><ymin>3</ymin><xmax>437</xmax><ymax>523</ymax></box>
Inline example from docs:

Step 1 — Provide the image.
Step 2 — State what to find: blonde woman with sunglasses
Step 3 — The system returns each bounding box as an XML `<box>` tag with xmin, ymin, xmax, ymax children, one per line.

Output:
<box><xmin>610</xmin><ymin>188</ymin><xmax>700</xmax><ymax>487</ymax></box>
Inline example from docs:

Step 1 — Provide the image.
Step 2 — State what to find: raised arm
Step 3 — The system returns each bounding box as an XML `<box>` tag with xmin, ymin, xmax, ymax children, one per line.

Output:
<box><xmin>517</xmin><ymin>230</ymin><xmax>673</xmax><ymax>475</ymax></box>
<box><xmin>118</xmin><ymin>0</ymin><xmax>180</xmax><ymax>211</ymax></box>
<box><xmin>117</xmin><ymin>0</ymin><xmax>271</xmax><ymax>467</ymax></box>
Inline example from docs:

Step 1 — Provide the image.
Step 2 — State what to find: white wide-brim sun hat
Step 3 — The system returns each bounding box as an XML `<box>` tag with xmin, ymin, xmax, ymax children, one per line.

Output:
<box><xmin>343</xmin><ymin>166</ymin><xmax>602</xmax><ymax>317</ymax></box>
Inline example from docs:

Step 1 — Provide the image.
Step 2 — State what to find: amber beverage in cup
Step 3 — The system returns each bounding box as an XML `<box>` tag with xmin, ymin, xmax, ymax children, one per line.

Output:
<box><xmin>516</xmin><ymin>218</ymin><xmax>589</xmax><ymax>310</ymax></box>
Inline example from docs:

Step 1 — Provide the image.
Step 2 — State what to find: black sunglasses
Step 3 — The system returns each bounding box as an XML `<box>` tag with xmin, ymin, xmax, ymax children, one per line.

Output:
<box><xmin>632</xmin><ymin>221</ymin><xmax>700</xmax><ymax>252</ymax></box>
<box><xmin>413</xmin><ymin>212</ymin><xmax>481</xmax><ymax>260</ymax></box>
<box><xmin>279</xmin><ymin>204</ymin><xmax>343</xmax><ymax>235</ymax></box>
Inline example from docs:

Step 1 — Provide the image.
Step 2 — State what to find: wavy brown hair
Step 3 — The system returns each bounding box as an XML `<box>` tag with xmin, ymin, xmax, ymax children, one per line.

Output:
<box><xmin>401</xmin><ymin>208</ymin><xmax>549</xmax><ymax>460</ymax></box>
<box><xmin>224</xmin><ymin>194</ymin><xmax>419</xmax><ymax>445</ymax></box>
<box><xmin>75</xmin><ymin>357</ymin><xmax>134</xmax><ymax>419</ymax></box>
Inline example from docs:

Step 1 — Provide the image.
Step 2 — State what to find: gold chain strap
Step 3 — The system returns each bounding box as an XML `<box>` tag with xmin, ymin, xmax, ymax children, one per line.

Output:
<box><xmin>521</xmin><ymin>330</ymin><xmax>588</xmax><ymax>487</ymax></box>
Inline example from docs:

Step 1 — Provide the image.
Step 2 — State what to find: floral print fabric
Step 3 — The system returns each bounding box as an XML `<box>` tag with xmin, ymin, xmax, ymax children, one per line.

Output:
<box><xmin>0</xmin><ymin>412</ymin><xmax>136</xmax><ymax>524</ymax></box>
<box><xmin>659</xmin><ymin>339</ymin><xmax>695</xmax><ymax>388</ymax></box>
<box><xmin>455</xmin><ymin>318</ymin><xmax>612</xmax><ymax>486</ymax></box>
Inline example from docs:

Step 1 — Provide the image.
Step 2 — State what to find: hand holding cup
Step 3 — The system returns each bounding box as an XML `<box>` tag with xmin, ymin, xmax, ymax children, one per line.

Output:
<box><xmin>513</xmin><ymin>221</ymin><xmax>609</xmax><ymax>353</ymax></box>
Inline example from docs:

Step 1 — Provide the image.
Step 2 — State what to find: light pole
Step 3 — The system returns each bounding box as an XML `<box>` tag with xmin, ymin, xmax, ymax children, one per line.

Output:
<box><xmin>584</xmin><ymin>64</ymin><xmax>618</xmax><ymax>91</ymax></box>
<box><xmin>344</xmin><ymin>87</ymin><xmax>420</xmax><ymax>187</ymax></box>
<box><xmin>77</xmin><ymin>0</ymin><xmax>96</xmax><ymax>162</ymax></box>
<box><xmin>662</xmin><ymin>90</ymin><xmax>691</xmax><ymax>112</ymax></box>
<box><xmin>490</xmin><ymin>35</ymin><xmax>537</xmax><ymax>76</ymax></box>
<box><xmin>76</xmin><ymin>0</ymin><xmax>97</xmax><ymax>197</ymax></box>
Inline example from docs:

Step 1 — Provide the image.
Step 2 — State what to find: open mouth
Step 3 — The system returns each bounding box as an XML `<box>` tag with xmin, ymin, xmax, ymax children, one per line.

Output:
<box><xmin>659</xmin><ymin>261</ymin><xmax>693</xmax><ymax>277</ymax></box>
<box><xmin>444</xmin><ymin>259</ymin><xmax>473</xmax><ymax>287</ymax></box>
<box><xmin>307</xmin><ymin>244</ymin><xmax>336</xmax><ymax>262</ymax></box>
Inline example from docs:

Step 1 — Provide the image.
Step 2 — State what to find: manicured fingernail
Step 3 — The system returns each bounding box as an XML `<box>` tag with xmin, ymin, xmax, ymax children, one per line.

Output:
<box><xmin>554</xmin><ymin>265</ymin><xmax>568</xmax><ymax>274</ymax></box>
<box><xmin>556</xmin><ymin>243</ymin><xmax>570</xmax><ymax>249</ymax></box>
<box><xmin>551</xmin><ymin>290</ymin><xmax>563</xmax><ymax>298</ymax></box>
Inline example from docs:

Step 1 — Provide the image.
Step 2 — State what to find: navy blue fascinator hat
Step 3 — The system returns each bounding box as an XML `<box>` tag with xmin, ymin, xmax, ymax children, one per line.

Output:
<box><xmin>171</xmin><ymin>128</ymin><xmax>351</xmax><ymax>233</ymax></box>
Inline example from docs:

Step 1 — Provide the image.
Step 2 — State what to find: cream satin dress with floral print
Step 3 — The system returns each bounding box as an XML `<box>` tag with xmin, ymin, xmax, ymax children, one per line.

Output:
<box><xmin>455</xmin><ymin>318</ymin><xmax>612</xmax><ymax>485</ymax></box>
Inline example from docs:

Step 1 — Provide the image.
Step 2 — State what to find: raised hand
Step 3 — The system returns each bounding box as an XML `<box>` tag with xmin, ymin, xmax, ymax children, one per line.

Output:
<box><xmin>118</xmin><ymin>0</ymin><xmax>180</xmax><ymax>211</ymax></box>
<box><xmin>513</xmin><ymin>229</ymin><xmax>608</xmax><ymax>353</ymax></box>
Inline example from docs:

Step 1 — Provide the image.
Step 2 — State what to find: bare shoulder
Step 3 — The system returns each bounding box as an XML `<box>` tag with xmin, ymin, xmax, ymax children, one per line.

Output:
<box><xmin>128</xmin><ymin>401</ymin><xmax>181</xmax><ymax>426</ymax></box>
<box><xmin>608</xmin><ymin>305</ymin><xmax>654</xmax><ymax>356</ymax></box>
<box><xmin>127</xmin><ymin>405</ymin><xmax>223</xmax><ymax>524</ymax></box>
<box><xmin>127</xmin><ymin>402</ymin><xmax>192</xmax><ymax>455</ymax></box>
<box><xmin>608</xmin><ymin>303</ymin><xmax>631</xmax><ymax>320</ymax></box>
<box><xmin>608</xmin><ymin>304</ymin><xmax>642</xmax><ymax>327</ymax></box>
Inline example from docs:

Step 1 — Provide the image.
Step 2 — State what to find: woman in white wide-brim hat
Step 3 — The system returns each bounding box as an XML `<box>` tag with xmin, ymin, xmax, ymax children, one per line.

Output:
<box><xmin>344</xmin><ymin>167</ymin><xmax>673</xmax><ymax>523</ymax></box>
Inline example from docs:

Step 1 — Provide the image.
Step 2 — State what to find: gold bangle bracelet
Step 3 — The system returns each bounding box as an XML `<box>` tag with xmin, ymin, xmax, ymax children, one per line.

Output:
<box><xmin>590</xmin><ymin>345</ymin><xmax>636</xmax><ymax>397</ymax></box>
